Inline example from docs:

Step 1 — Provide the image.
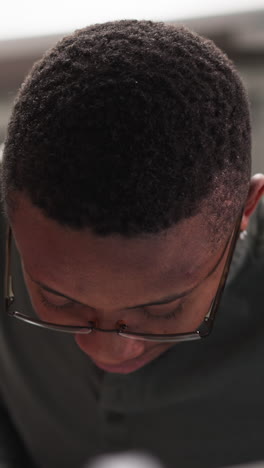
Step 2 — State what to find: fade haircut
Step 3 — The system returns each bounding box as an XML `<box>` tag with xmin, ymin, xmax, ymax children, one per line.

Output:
<box><xmin>2</xmin><ymin>20</ymin><xmax>251</xmax><ymax>243</ymax></box>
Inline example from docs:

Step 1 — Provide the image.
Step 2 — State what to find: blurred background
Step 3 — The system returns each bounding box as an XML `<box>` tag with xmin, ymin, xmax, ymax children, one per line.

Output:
<box><xmin>0</xmin><ymin>0</ymin><xmax>263</xmax><ymax>173</ymax></box>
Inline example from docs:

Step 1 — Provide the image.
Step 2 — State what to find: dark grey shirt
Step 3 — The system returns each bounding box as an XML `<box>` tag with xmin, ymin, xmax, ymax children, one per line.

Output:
<box><xmin>0</xmin><ymin>201</ymin><xmax>264</xmax><ymax>468</ymax></box>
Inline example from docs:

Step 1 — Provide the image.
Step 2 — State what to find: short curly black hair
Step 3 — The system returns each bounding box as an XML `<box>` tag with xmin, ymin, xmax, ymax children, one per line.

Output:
<box><xmin>2</xmin><ymin>19</ymin><xmax>251</xmax><ymax>242</ymax></box>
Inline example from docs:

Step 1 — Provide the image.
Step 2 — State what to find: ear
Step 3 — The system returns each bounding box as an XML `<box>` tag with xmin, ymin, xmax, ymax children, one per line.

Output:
<box><xmin>241</xmin><ymin>174</ymin><xmax>264</xmax><ymax>231</ymax></box>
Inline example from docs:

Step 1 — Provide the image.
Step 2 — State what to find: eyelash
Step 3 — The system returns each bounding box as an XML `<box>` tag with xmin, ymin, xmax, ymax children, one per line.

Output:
<box><xmin>142</xmin><ymin>303</ymin><xmax>184</xmax><ymax>320</ymax></box>
<box><xmin>39</xmin><ymin>292</ymin><xmax>184</xmax><ymax>320</ymax></box>
<box><xmin>39</xmin><ymin>293</ymin><xmax>74</xmax><ymax>311</ymax></box>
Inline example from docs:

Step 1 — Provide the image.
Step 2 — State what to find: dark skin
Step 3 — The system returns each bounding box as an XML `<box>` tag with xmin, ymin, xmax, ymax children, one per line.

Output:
<box><xmin>9</xmin><ymin>175</ymin><xmax>264</xmax><ymax>374</ymax></box>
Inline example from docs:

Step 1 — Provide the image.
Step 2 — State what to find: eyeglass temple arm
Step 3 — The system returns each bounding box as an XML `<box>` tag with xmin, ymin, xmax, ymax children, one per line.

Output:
<box><xmin>206</xmin><ymin>208</ymin><xmax>244</xmax><ymax>328</ymax></box>
<box><xmin>5</xmin><ymin>226</ymin><xmax>15</xmax><ymax>308</ymax></box>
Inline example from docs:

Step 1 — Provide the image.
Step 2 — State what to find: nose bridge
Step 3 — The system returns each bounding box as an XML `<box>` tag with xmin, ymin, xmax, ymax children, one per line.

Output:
<box><xmin>83</xmin><ymin>327</ymin><xmax>145</xmax><ymax>363</ymax></box>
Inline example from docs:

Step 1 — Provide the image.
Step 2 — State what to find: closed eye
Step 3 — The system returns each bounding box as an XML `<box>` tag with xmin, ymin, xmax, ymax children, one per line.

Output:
<box><xmin>39</xmin><ymin>288</ymin><xmax>184</xmax><ymax>321</ymax></box>
<box><xmin>39</xmin><ymin>291</ymin><xmax>76</xmax><ymax>311</ymax></box>
<box><xmin>142</xmin><ymin>302</ymin><xmax>184</xmax><ymax>320</ymax></box>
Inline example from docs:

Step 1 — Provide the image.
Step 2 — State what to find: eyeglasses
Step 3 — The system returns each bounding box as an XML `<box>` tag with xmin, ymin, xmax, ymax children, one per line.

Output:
<box><xmin>5</xmin><ymin>210</ymin><xmax>243</xmax><ymax>343</ymax></box>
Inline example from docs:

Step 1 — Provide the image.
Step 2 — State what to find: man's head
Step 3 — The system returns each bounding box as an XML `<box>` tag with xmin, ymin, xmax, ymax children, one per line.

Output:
<box><xmin>2</xmin><ymin>20</ymin><xmax>264</xmax><ymax>373</ymax></box>
<box><xmin>2</xmin><ymin>19</ymin><xmax>252</xmax><ymax>239</ymax></box>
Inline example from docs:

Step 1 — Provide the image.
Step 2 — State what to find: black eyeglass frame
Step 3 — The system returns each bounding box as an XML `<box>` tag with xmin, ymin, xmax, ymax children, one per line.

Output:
<box><xmin>5</xmin><ymin>210</ymin><xmax>243</xmax><ymax>343</ymax></box>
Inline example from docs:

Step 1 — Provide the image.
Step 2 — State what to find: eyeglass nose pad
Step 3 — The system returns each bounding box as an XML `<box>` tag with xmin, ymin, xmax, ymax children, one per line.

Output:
<box><xmin>87</xmin><ymin>320</ymin><xmax>97</xmax><ymax>329</ymax></box>
<box><xmin>116</xmin><ymin>320</ymin><xmax>128</xmax><ymax>331</ymax></box>
<box><xmin>88</xmin><ymin>319</ymin><xmax>128</xmax><ymax>331</ymax></box>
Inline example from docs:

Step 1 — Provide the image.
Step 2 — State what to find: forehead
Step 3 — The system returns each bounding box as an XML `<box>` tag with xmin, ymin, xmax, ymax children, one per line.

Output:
<box><xmin>10</xmin><ymin>195</ymin><xmax>219</xmax><ymax>297</ymax></box>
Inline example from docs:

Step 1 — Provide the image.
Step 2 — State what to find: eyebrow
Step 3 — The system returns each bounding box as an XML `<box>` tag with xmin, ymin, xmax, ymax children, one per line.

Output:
<box><xmin>26</xmin><ymin>238</ymin><xmax>228</xmax><ymax>310</ymax></box>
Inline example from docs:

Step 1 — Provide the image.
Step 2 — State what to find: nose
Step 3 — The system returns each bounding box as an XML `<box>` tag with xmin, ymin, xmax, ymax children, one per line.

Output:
<box><xmin>75</xmin><ymin>328</ymin><xmax>146</xmax><ymax>365</ymax></box>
